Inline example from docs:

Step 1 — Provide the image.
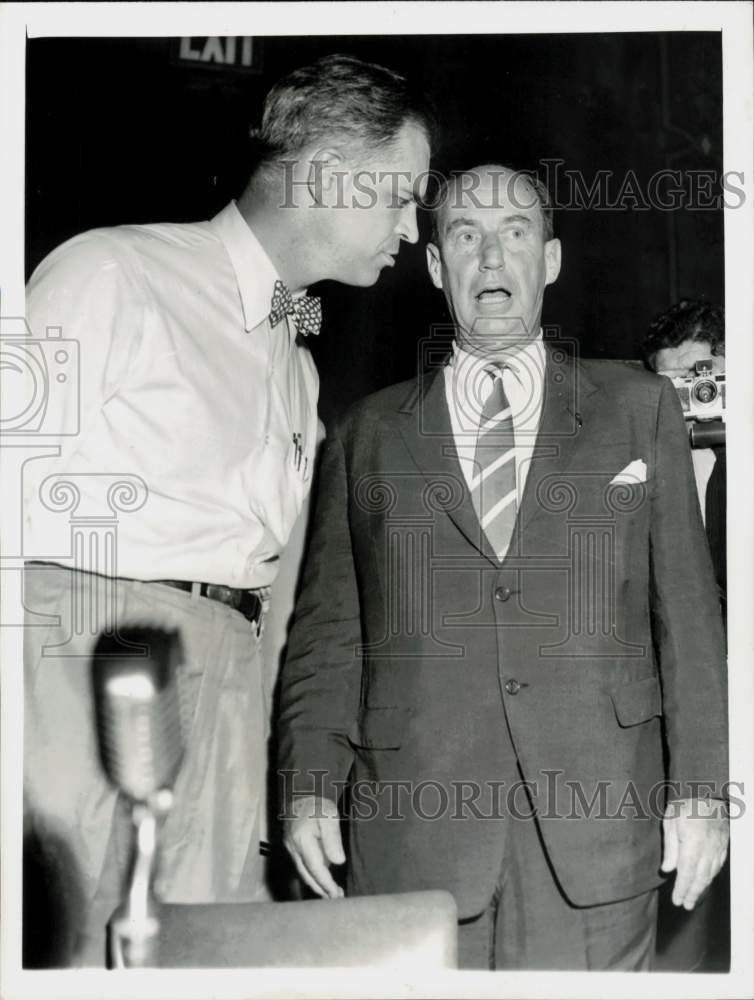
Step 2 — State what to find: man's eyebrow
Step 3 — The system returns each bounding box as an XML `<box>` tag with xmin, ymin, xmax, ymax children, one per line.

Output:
<box><xmin>501</xmin><ymin>214</ymin><xmax>534</xmax><ymax>227</ymax></box>
<box><xmin>444</xmin><ymin>217</ymin><xmax>480</xmax><ymax>234</ymax></box>
<box><xmin>444</xmin><ymin>213</ymin><xmax>535</xmax><ymax>235</ymax></box>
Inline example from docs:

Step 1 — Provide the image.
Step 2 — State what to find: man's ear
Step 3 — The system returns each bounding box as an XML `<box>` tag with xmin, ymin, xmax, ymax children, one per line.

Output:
<box><xmin>544</xmin><ymin>238</ymin><xmax>562</xmax><ymax>286</ymax></box>
<box><xmin>426</xmin><ymin>242</ymin><xmax>444</xmax><ymax>290</ymax></box>
<box><xmin>308</xmin><ymin>148</ymin><xmax>345</xmax><ymax>207</ymax></box>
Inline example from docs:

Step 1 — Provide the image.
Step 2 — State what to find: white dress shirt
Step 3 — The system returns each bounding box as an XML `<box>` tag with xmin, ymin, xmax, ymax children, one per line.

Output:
<box><xmin>444</xmin><ymin>333</ymin><xmax>546</xmax><ymax>524</ymax></box>
<box><xmin>691</xmin><ymin>448</ymin><xmax>717</xmax><ymax>525</ymax></box>
<box><xmin>24</xmin><ymin>202</ymin><xmax>320</xmax><ymax>588</ymax></box>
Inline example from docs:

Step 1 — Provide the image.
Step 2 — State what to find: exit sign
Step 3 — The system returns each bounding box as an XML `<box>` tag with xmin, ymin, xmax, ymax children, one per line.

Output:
<box><xmin>174</xmin><ymin>37</ymin><xmax>261</xmax><ymax>72</ymax></box>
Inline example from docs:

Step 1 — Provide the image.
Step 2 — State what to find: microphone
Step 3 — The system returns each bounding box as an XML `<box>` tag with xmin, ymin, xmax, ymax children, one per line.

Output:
<box><xmin>91</xmin><ymin>627</ymin><xmax>186</xmax><ymax>968</ymax></box>
<box><xmin>92</xmin><ymin>628</ymin><xmax>185</xmax><ymax>802</ymax></box>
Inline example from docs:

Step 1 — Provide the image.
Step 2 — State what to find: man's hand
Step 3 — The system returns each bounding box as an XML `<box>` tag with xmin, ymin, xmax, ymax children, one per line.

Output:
<box><xmin>661</xmin><ymin>796</ymin><xmax>729</xmax><ymax>909</ymax></box>
<box><xmin>283</xmin><ymin>795</ymin><xmax>345</xmax><ymax>898</ymax></box>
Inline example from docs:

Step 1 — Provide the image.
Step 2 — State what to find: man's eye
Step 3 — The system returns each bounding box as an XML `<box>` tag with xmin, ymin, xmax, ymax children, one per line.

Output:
<box><xmin>459</xmin><ymin>232</ymin><xmax>477</xmax><ymax>244</ymax></box>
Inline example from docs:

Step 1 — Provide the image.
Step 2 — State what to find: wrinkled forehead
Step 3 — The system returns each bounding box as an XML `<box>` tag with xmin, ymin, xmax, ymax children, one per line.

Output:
<box><xmin>437</xmin><ymin>167</ymin><xmax>543</xmax><ymax>236</ymax></box>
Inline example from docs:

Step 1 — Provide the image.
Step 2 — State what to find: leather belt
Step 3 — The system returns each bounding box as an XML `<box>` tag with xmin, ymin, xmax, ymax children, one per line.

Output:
<box><xmin>155</xmin><ymin>580</ymin><xmax>263</xmax><ymax>627</ymax></box>
<box><xmin>26</xmin><ymin>562</ymin><xmax>264</xmax><ymax>630</ymax></box>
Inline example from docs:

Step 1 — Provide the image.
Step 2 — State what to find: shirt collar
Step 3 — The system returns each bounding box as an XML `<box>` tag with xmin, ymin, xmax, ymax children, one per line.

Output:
<box><xmin>446</xmin><ymin>331</ymin><xmax>546</xmax><ymax>435</ymax></box>
<box><xmin>210</xmin><ymin>201</ymin><xmax>284</xmax><ymax>332</ymax></box>
<box><xmin>449</xmin><ymin>331</ymin><xmax>546</xmax><ymax>387</ymax></box>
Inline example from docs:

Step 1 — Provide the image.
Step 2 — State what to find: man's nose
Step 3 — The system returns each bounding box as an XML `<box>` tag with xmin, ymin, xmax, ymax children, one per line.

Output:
<box><xmin>395</xmin><ymin>204</ymin><xmax>419</xmax><ymax>245</ymax></box>
<box><xmin>479</xmin><ymin>234</ymin><xmax>504</xmax><ymax>270</ymax></box>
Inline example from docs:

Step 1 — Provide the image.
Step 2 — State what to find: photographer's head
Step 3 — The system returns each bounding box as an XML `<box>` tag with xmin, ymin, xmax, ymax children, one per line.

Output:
<box><xmin>426</xmin><ymin>164</ymin><xmax>560</xmax><ymax>358</ymax></box>
<box><xmin>239</xmin><ymin>55</ymin><xmax>434</xmax><ymax>289</ymax></box>
<box><xmin>644</xmin><ymin>300</ymin><xmax>725</xmax><ymax>377</ymax></box>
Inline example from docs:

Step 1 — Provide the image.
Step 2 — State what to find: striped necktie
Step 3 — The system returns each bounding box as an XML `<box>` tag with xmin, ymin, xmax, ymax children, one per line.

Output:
<box><xmin>470</xmin><ymin>367</ymin><xmax>518</xmax><ymax>561</ymax></box>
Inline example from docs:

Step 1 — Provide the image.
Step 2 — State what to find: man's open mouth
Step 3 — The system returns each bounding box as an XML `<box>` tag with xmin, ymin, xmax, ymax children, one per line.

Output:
<box><xmin>476</xmin><ymin>286</ymin><xmax>512</xmax><ymax>302</ymax></box>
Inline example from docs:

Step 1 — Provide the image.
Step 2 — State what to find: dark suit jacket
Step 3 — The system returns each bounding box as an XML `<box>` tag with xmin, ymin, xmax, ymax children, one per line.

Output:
<box><xmin>278</xmin><ymin>347</ymin><xmax>727</xmax><ymax>920</ymax></box>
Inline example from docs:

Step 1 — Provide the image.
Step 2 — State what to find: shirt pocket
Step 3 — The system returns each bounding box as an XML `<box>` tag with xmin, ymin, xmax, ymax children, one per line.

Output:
<box><xmin>250</xmin><ymin>437</ymin><xmax>306</xmax><ymax>543</ymax></box>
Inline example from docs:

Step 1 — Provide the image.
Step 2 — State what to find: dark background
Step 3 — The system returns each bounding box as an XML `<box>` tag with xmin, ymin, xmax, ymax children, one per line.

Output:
<box><xmin>26</xmin><ymin>33</ymin><xmax>724</xmax><ymax>427</ymax></box>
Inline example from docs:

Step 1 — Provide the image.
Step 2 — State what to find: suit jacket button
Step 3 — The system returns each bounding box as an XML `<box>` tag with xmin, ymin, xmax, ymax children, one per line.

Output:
<box><xmin>495</xmin><ymin>586</ymin><xmax>512</xmax><ymax>602</ymax></box>
<box><xmin>505</xmin><ymin>679</ymin><xmax>521</xmax><ymax>695</ymax></box>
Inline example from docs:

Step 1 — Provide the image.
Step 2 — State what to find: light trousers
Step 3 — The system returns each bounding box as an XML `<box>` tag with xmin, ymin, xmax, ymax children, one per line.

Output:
<box><xmin>23</xmin><ymin>564</ymin><xmax>269</xmax><ymax>966</ymax></box>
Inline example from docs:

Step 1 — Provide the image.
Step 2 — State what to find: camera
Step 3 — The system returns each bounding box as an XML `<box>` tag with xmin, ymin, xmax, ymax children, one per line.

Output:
<box><xmin>670</xmin><ymin>360</ymin><xmax>725</xmax><ymax>422</ymax></box>
<box><xmin>0</xmin><ymin>317</ymin><xmax>79</xmax><ymax>435</ymax></box>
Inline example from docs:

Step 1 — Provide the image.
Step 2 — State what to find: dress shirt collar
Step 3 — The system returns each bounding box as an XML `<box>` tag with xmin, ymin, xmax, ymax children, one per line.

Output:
<box><xmin>210</xmin><ymin>201</ymin><xmax>285</xmax><ymax>333</ymax></box>
<box><xmin>447</xmin><ymin>331</ymin><xmax>546</xmax><ymax>429</ymax></box>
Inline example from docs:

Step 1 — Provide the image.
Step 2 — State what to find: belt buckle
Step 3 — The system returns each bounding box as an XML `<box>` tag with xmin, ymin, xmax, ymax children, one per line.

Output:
<box><xmin>204</xmin><ymin>583</ymin><xmax>261</xmax><ymax>632</ymax></box>
<box><xmin>205</xmin><ymin>583</ymin><xmax>239</xmax><ymax>609</ymax></box>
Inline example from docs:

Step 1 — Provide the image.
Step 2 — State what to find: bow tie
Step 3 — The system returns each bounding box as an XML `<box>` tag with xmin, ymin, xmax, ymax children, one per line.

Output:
<box><xmin>268</xmin><ymin>279</ymin><xmax>322</xmax><ymax>337</ymax></box>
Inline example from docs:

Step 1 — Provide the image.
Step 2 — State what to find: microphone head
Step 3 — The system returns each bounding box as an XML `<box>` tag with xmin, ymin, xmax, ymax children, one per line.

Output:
<box><xmin>92</xmin><ymin>628</ymin><xmax>185</xmax><ymax>802</ymax></box>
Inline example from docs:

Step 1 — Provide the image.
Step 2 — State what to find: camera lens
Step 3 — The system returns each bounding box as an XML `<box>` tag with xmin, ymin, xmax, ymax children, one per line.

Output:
<box><xmin>692</xmin><ymin>379</ymin><xmax>718</xmax><ymax>405</ymax></box>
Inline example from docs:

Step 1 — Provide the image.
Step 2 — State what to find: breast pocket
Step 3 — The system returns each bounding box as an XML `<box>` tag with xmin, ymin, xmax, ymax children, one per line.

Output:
<box><xmin>250</xmin><ymin>438</ymin><xmax>307</xmax><ymax>540</ymax></box>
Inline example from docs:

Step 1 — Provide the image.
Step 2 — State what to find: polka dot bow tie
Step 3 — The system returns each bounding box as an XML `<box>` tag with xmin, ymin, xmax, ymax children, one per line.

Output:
<box><xmin>268</xmin><ymin>279</ymin><xmax>322</xmax><ymax>337</ymax></box>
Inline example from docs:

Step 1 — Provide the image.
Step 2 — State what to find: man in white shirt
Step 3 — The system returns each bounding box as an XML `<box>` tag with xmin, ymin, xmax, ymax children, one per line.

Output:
<box><xmin>23</xmin><ymin>53</ymin><xmax>432</xmax><ymax>966</ymax></box>
<box><xmin>278</xmin><ymin>165</ymin><xmax>728</xmax><ymax>969</ymax></box>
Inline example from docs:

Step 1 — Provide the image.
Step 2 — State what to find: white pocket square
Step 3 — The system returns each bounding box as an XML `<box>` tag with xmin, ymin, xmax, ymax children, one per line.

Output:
<box><xmin>610</xmin><ymin>459</ymin><xmax>647</xmax><ymax>485</ymax></box>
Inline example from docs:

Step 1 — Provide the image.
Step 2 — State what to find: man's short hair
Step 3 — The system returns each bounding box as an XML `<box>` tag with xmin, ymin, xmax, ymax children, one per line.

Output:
<box><xmin>253</xmin><ymin>54</ymin><xmax>436</xmax><ymax>164</ymax></box>
<box><xmin>643</xmin><ymin>300</ymin><xmax>725</xmax><ymax>369</ymax></box>
<box><xmin>429</xmin><ymin>166</ymin><xmax>555</xmax><ymax>246</ymax></box>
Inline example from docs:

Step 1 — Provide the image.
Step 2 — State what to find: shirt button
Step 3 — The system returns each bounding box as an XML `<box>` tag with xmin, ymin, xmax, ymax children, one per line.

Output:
<box><xmin>505</xmin><ymin>679</ymin><xmax>521</xmax><ymax>695</ymax></box>
<box><xmin>495</xmin><ymin>586</ymin><xmax>512</xmax><ymax>602</ymax></box>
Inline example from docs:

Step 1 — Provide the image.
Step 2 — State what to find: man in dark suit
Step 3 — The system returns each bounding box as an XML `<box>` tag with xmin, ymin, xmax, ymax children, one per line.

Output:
<box><xmin>643</xmin><ymin>301</ymin><xmax>728</xmax><ymax>970</ymax></box>
<box><xmin>644</xmin><ymin>301</ymin><xmax>726</xmax><ymax>616</ymax></box>
<box><xmin>277</xmin><ymin>165</ymin><xmax>729</xmax><ymax>969</ymax></box>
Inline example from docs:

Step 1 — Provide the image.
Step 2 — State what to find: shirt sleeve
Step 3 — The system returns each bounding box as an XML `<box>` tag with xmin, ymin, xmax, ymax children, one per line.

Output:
<box><xmin>23</xmin><ymin>232</ymin><xmax>146</xmax><ymax>504</ymax></box>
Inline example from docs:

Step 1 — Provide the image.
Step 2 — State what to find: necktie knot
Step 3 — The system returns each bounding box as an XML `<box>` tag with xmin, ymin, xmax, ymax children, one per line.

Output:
<box><xmin>479</xmin><ymin>364</ymin><xmax>513</xmax><ymax>431</ymax></box>
<box><xmin>268</xmin><ymin>279</ymin><xmax>322</xmax><ymax>337</ymax></box>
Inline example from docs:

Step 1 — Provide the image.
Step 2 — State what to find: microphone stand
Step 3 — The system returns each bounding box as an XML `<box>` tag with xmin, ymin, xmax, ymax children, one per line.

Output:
<box><xmin>109</xmin><ymin>789</ymin><xmax>174</xmax><ymax>968</ymax></box>
<box><xmin>92</xmin><ymin>626</ymin><xmax>185</xmax><ymax>969</ymax></box>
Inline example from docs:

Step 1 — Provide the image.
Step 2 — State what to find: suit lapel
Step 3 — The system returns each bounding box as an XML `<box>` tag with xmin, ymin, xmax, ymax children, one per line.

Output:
<box><xmin>516</xmin><ymin>345</ymin><xmax>600</xmax><ymax>536</ymax></box>
<box><xmin>395</xmin><ymin>362</ymin><xmax>499</xmax><ymax>565</ymax></box>
<box><xmin>394</xmin><ymin>345</ymin><xmax>601</xmax><ymax>565</ymax></box>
